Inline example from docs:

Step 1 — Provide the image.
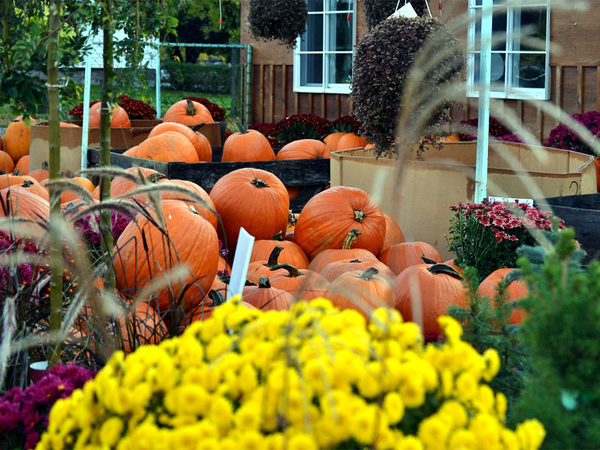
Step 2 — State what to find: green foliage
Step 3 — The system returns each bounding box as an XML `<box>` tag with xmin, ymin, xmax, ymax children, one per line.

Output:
<box><xmin>350</xmin><ymin>16</ymin><xmax>465</xmax><ymax>156</ymax></box>
<box><xmin>446</xmin><ymin>200</ymin><xmax>559</xmax><ymax>281</ymax></box>
<box><xmin>509</xmin><ymin>228</ymin><xmax>600</xmax><ymax>449</ymax></box>
<box><xmin>447</xmin><ymin>266</ymin><xmax>527</xmax><ymax>414</ymax></box>
<box><xmin>248</xmin><ymin>0</ymin><xmax>307</xmax><ymax>49</ymax></box>
<box><xmin>162</xmin><ymin>60</ymin><xmax>232</xmax><ymax>94</ymax></box>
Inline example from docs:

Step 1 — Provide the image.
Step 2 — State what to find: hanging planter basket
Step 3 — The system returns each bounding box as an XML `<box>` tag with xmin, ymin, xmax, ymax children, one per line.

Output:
<box><xmin>248</xmin><ymin>0</ymin><xmax>308</xmax><ymax>49</ymax></box>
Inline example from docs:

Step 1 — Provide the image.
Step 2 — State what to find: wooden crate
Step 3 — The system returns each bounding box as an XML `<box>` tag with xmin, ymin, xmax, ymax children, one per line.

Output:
<box><xmin>86</xmin><ymin>147</ymin><xmax>330</xmax><ymax>212</ymax></box>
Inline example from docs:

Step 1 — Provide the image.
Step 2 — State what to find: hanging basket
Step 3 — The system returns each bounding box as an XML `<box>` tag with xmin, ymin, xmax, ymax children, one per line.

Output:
<box><xmin>248</xmin><ymin>0</ymin><xmax>308</xmax><ymax>49</ymax></box>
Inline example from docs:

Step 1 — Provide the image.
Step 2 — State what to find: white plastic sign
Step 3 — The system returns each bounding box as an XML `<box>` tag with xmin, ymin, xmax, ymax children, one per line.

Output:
<box><xmin>226</xmin><ymin>227</ymin><xmax>255</xmax><ymax>300</ymax></box>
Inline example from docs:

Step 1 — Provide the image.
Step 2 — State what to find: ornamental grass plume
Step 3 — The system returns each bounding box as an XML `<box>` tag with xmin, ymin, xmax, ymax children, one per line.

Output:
<box><xmin>38</xmin><ymin>297</ymin><xmax>545</xmax><ymax>450</ymax></box>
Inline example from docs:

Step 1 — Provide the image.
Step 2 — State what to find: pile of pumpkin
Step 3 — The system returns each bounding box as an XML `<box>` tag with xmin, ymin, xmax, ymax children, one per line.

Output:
<box><xmin>0</xmin><ymin>103</ymin><xmax>527</xmax><ymax>354</ymax></box>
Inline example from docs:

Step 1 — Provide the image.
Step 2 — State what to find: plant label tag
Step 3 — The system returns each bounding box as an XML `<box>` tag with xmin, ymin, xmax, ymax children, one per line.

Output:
<box><xmin>487</xmin><ymin>196</ymin><xmax>534</xmax><ymax>206</ymax></box>
<box><xmin>389</xmin><ymin>3</ymin><xmax>418</xmax><ymax>19</ymax></box>
<box><xmin>226</xmin><ymin>227</ymin><xmax>255</xmax><ymax>301</ymax></box>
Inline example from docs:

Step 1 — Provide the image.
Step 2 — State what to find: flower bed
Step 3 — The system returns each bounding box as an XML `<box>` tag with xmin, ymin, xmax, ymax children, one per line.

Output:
<box><xmin>37</xmin><ymin>298</ymin><xmax>545</xmax><ymax>449</ymax></box>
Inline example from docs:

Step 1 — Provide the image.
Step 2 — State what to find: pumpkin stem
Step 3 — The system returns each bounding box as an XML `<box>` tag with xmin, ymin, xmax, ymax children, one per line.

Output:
<box><xmin>21</xmin><ymin>179</ymin><xmax>35</xmax><ymax>188</ymax></box>
<box><xmin>353</xmin><ymin>209</ymin><xmax>366</xmax><ymax>223</ymax></box>
<box><xmin>236</xmin><ymin>121</ymin><xmax>249</xmax><ymax>134</ymax></box>
<box><xmin>251</xmin><ymin>178</ymin><xmax>270</xmax><ymax>189</ymax></box>
<box><xmin>148</xmin><ymin>172</ymin><xmax>167</xmax><ymax>183</ymax></box>
<box><xmin>185</xmin><ymin>99</ymin><xmax>197</xmax><ymax>116</ymax></box>
<box><xmin>258</xmin><ymin>276</ymin><xmax>271</xmax><ymax>288</ymax></box>
<box><xmin>358</xmin><ymin>267</ymin><xmax>379</xmax><ymax>280</ymax></box>
<box><xmin>267</xmin><ymin>245</ymin><xmax>284</xmax><ymax>266</ymax></box>
<box><xmin>270</xmin><ymin>263</ymin><xmax>302</xmax><ymax>278</ymax></box>
<box><xmin>341</xmin><ymin>229</ymin><xmax>361</xmax><ymax>249</ymax></box>
<box><xmin>288</xmin><ymin>210</ymin><xmax>297</xmax><ymax>227</ymax></box>
<box><xmin>421</xmin><ymin>255</ymin><xmax>438</xmax><ymax>265</ymax></box>
<box><xmin>208</xmin><ymin>289</ymin><xmax>226</xmax><ymax>306</ymax></box>
<box><xmin>271</xmin><ymin>231</ymin><xmax>284</xmax><ymax>241</ymax></box>
<box><xmin>427</xmin><ymin>263</ymin><xmax>463</xmax><ymax>280</ymax></box>
<box><xmin>188</xmin><ymin>205</ymin><xmax>199</xmax><ymax>215</ymax></box>
<box><xmin>349</xmin><ymin>259</ymin><xmax>363</xmax><ymax>263</ymax></box>
<box><xmin>13</xmin><ymin>169</ymin><xmax>20</xmax><ymax>176</ymax></box>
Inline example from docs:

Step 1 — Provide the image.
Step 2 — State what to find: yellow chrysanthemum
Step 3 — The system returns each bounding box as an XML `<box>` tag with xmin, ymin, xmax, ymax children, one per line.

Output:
<box><xmin>477</xmin><ymin>384</ymin><xmax>496</xmax><ymax>414</ymax></box>
<box><xmin>418</xmin><ymin>414</ymin><xmax>451</xmax><ymax>450</ymax></box>
<box><xmin>396</xmin><ymin>435</ymin><xmax>425</xmax><ymax>450</ymax></box>
<box><xmin>350</xmin><ymin>404</ymin><xmax>378</xmax><ymax>445</ymax></box>
<box><xmin>495</xmin><ymin>392</ymin><xmax>508</xmax><ymax>421</ymax></box>
<box><xmin>470</xmin><ymin>413</ymin><xmax>502</xmax><ymax>449</ymax></box>
<box><xmin>482</xmin><ymin>348</ymin><xmax>501</xmax><ymax>382</ymax></box>
<box><xmin>98</xmin><ymin>416</ymin><xmax>124</xmax><ymax>447</ymax></box>
<box><xmin>516</xmin><ymin>419</ymin><xmax>546</xmax><ymax>450</ymax></box>
<box><xmin>302</xmin><ymin>357</ymin><xmax>333</xmax><ymax>397</ymax></box>
<box><xmin>447</xmin><ymin>429</ymin><xmax>478</xmax><ymax>450</ymax></box>
<box><xmin>208</xmin><ymin>395</ymin><xmax>233</xmax><ymax>433</ymax></box>
<box><xmin>383</xmin><ymin>391</ymin><xmax>405</xmax><ymax>425</ymax></box>
<box><xmin>455</xmin><ymin>372</ymin><xmax>478</xmax><ymax>403</ymax></box>
<box><xmin>438</xmin><ymin>400</ymin><xmax>468</xmax><ymax>430</ymax></box>
<box><xmin>400</xmin><ymin>376</ymin><xmax>426</xmax><ymax>409</ymax></box>
<box><xmin>357</xmin><ymin>361</ymin><xmax>384</xmax><ymax>399</ymax></box>
<box><xmin>205</xmin><ymin>333</ymin><xmax>232</xmax><ymax>362</ymax></box>
<box><xmin>370</xmin><ymin>307</ymin><xmax>403</xmax><ymax>339</ymax></box>
<box><xmin>438</xmin><ymin>315</ymin><xmax>463</xmax><ymax>344</ymax></box>
<box><xmin>234</xmin><ymin>402</ymin><xmax>262</xmax><ymax>431</ymax></box>
<box><xmin>397</xmin><ymin>322</ymin><xmax>424</xmax><ymax>350</ymax></box>
<box><xmin>288</xmin><ymin>432</ymin><xmax>319</xmax><ymax>450</ymax></box>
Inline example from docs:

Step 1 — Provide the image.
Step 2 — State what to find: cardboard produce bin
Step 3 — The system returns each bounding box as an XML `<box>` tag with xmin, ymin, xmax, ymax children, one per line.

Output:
<box><xmin>330</xmin><ymin>142</ymin><xmax>597</xmax><ymax>259</ymax></box>
<box><xmin>29</xmin><ymin>120</ymin><xmax>225</xmax><ymax>176</ymax></box>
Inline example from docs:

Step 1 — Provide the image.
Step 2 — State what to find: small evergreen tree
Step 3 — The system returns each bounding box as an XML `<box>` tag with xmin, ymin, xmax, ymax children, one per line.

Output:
<box><xmin>509</xmin><ymin>228</ymin><xmax>600</xmax><ymax>449</ymax></box>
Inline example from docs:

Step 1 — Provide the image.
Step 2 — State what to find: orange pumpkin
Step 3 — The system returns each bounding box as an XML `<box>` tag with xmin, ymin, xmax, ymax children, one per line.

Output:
<box><xmin>0</xmin><ymin>173</ymin><xmax>40</xmax><ymax>190</ymax></box>
<box><xmin>250</xmin><ymin>234</ymin><xmax>310</xmax><ymax>269</ymax></box>
<box><xmin>595</xmin><ymin>157</ymin><xmax>600</xmax><ymax>193</ymax></box>
<box><xmin>185</xmin><ymin>290</ymin><xmax>257</xmax><ymax>326</ymax></box>
<box><xmin>294</xmin><ymin>186</ymin><xmax>386</xmax><ymax>260</ymax></box>
<box><xmin>323</xmin><ymin>132</ymin><xmax>348</xmax><ymax>153</ymax></box>
<box><xmin>324</xmin><ymin>268</ymin><xmax>396</xmax><ymax>320</ymax></box>
<box><xmin>242</xmin><ymin>276</ymin><xmax>293</xmax><ymax>311</ymax></box>
<box><xmin>157</xmin><ymin>178</ymin><xmax>218</xmax><ymax>229</ymax></box>
<box><xmin>114</xmin><ymin>200</ymin><xmax>220</xmax><ymax>313</ymax></box>
<box><xmin>0</xmin><ymin>151</ymin><xmax>15</xmax><ymax>174</ymax></box>
<box><xmin>162</xmin><ymin>99</ymin><xmax>214</xmax><ymax>125</ymax></box>
<box><xmin>476</xmin><ymin>268</ymin><xmax>527</xmax><ymax>325</ymax></box>
<box><xmin>221</xmin><ymin>123</ymin><xmax>275</xmax><ymax>162</ymax></box>
<box><xmin>14</xmin><ymin>155</ymin><xmax>29</xmax><ymax>175</ymax></box>
<box><xmin>336</xmin><ymin>133</ymin><xmax>370</xmax><ymax>151</ymax></box>
<box><xmin>320</xmin><ymin>257</ymin><xmax>395</xmax><ymax>282</ymax></box>
<box><xmin>122</xmin><ymin>146</ymin><xmax>138</xmax><ymax>157</ymax></box>
<box><xmin>246</xmin><ymin>245</ymin><xmax>288</xmax><ymax>284</ymax></box>
<box><xmin>0</xmin><ymin>187</ymin><xmax>50</xmax><ymax>222</ymax></box>
<box><xmin>381</xmin><ymin>213</ymin><xmax>406</xmax><ymax>252</ymax></box>
<box><xmin>92</xmin><ymin>167</ymin><xmax>165</xmax><ymax>202</ymax></box>
<box><xmin>135</xmin><ymin>131</ymin><xmax>200</xmax><ymax>163</ymax></box>
<box><xmin>88</xmin><ymin>103</ymin><xmax>131</xmax><ymax>128</ymax></box>
<box><xmin>378</xmin><ymin>241</ymin><xmax>443</xmax><ymax>275</ymax></box>
<box><xmin>439</xmin><ymin>134</ymin><xmax>461</xmax><ymax>143</ymax></box>
<box><xmin>268</xmin><ymin>263</ymin><xmax>330</xmax><ymax>301</ymax></box>
<box><xmin>275</xmin><ymin>139</ymin><xmax>330</xmax><ymax>160</ymax></box>
<box><xmin>393</xmin><ymin>263</ymin><xmax>467</xmax><ymax>335</ymax></box>
<box><xmin>3</xmin><ymin>117</ymin><xmax>36</xmax><ymax>163</ymax></box>
<box><xmin>148</xmin><ymin>122</ymin><xmax>212</xmax><ymax>162</ymax></box>
<box><xmin>61</xmin><ymin>177</ymin><xmax>96</xmax><ymax>204</ymax></box>
<box><xmin>307</xmin><ymin>229</ymin><xmax>379</xmax><ymax>273</ymax></box>
<box><xmin>28</xmin><ymin>169</ymin><xmax>50</xmax><ymax>183</ymax></box>
<box><xmin>209</xmin><ymin>167</ymin><xmax>289</xmax><ymax>254</ymax></box>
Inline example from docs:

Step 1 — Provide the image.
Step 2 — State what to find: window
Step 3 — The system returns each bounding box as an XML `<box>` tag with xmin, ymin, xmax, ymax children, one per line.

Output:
<box><xmin>294</xmin><ymin>0</ymin><xmax>356</xmax><ymax>94</ymax></box>
<box><xmin>467</xmin><ymin>0</ymin><xmax>550</xmax><ymax>100</ymax></box>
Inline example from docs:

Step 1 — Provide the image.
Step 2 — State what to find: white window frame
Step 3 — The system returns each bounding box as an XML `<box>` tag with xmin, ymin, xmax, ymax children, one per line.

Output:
<box><xmin>293</xmin><ymin>0</ymin><xmax>357</xmax><ymax>94</ymax></box>
<box><xmin>467</xmin><ymin>0</ymin><xmax>551</xmax><ymax>100</ymax></box>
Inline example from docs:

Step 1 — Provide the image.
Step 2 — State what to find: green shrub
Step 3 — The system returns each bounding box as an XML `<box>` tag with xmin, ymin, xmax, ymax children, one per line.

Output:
<box><xmin>162</xmin><ymin>61</ymin><xmax>232</xmax><ymax>94</ymax></box>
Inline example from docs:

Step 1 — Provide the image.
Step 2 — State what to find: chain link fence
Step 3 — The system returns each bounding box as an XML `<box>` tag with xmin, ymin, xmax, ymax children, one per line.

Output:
<box><xmin>65</xmin><ymin>36</ymin><xmax>252</xmax><ymax>127</ymax></box>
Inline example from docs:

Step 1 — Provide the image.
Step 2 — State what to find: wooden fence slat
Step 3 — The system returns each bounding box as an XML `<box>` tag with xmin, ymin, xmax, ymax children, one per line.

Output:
<box><xmin>577</xmin><ymin>65</ymin><xmax>584</xmax><ymax>114</ymax></box>
<box><xmin>282</xmin><ymin>65</ymin><xmax>287</xmax><ymax>120</ymax></box>
<box><xmin>321</xmin><ymin>93</ymin><xmax>325</xmax><ymax>118</ymax></box>
<box><xmin>259</xmin><ymin>64</ymin><xmax>265</xmax><ymax>123</ymax></box>
<box><xmin>556</xmin><ymin>66</ymin><xmax>563</xmax><ymax>127</ymax></box>
<box><xmin>536</xmin><ymin>101</ymin><xmax>543</xmax><ymax>143</ymax></box>
<box><xmin>269</xmin><ymin>65</ymin><xmax>275</xmax><ymax>123</ymax></box>
<box><xmin>596</xmin><ymin>66</ymin><xmax>600</xmax><ymax>112</ymax></box>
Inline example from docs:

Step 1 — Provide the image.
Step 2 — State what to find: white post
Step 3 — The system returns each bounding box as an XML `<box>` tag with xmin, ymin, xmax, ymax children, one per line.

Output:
<box><xmin>475</xmin><ymin>0</ymin><xmax>493</xmax><ymax>203</ymax></box>
<box><xmin>80</xmin><ymin>49</ymin><xmax>92</xmax><ymax>172</ymax></box>
<box><xmin>226</xmin><ymin>227</ymin><xmax>255</xmax><ymax>301</ymax></box>
<box><xmin>155</xmin><ymin>41</ymin><xmax>161</xmax><ymax>118</ymax></box>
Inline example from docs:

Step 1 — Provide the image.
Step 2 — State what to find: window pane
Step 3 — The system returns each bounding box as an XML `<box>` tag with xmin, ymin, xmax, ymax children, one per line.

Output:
<box><xmin>513</xmin><ymin>53</ymin><xmax>545</xmax><ymax>88</ymax></box>
<box><xmin>300</xmin><ymin>14</ymin><xmax>324</xmax><ymax>52</ymax></box>
<box><xmin>308</xmin><ymin>0</ymin><xmax>324</xmax><ymax>12</ymax></box>
<box><xmin>513</xmin><ymin>8</ymin><xmax>547</xmax><ymax>52</ymax></box>
<box><xmin>474</xmin><ymin>10</ymin><xmax>507</xmax><ymax>51</ymax></box>
<box><xmin>301</xmin><ymin>54</ymin><xmax>323</xmax><ymax>85</ymax></box>
<box><xmin>328</xmin><ymin>13</ymin><xmax>353</xmax><ymax>51</ymax></box>
<box><xmin>328</xmin><ymin>0</ymin><xmax>352</xmax><ymax>11</ymax></box>
<box><xmin>473</xmin><ymin>53</ymin><xmax>506</xmax><ymax>90</ymax></box>
<box><xmin>328</xmin><ymin>53</ymin><xmax>352</xmax><ymax>84</ymax></box>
